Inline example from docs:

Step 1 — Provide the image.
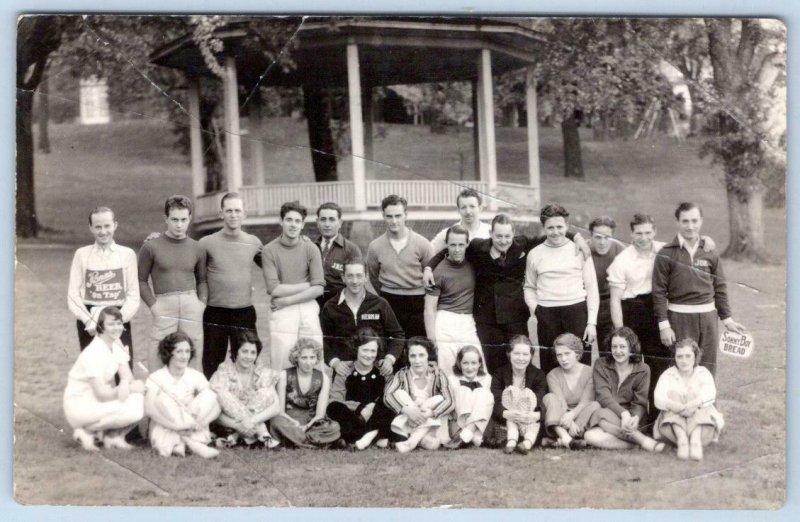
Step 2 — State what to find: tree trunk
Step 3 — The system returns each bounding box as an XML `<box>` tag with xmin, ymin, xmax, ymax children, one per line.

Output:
<box><xmin>561</xmin><ymin>115</ymin><xmax>584</xmax><ymax>178</ymax></box>
<box><xmin>303</xmin><ymin>85</ymin><xmax>338</xmax><ymax>182</ymax></box>
<box><xmin>17</xmin><ymin>87</ymin><xmax>37</xmax><ymax>237</ymax></box>
<box><xmin>37</xmin><ymin>70</ymin><xmax>51</xmax><ymax>153</ymax></box>
<box><xmin>723</xmin><ymin>185</ymin><xmax>766</xmax><ymax>262</ymax></box>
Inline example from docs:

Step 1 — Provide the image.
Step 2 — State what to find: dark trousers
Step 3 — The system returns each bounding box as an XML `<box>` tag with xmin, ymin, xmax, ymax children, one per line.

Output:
<box><xmin>380</xmin><ymin>292</ymin><xmax>425</xmax><ymax>368</ymax></box>
<box><xmin>622</xmin><ymin>295</ymin><xmax>668</xmax><ymax>424</ymax></box>
<box><xmin>202</xmin><ymin>305</ymin><xmax>257</xmax><ymax>378</ymax></box>
<box><xmin>77</xmin><ymin>320</ymin><xmax>134</xmax><ymax>370</ymax></box>
<box><xmin>326</xmin><ymin>401</ymin><xmax>395</xmax><ymax>444</ymax></box>
<box><xmin>476</xmin><ymin>320</ymin><xmax>530</xmax><ymax>374</ymax></box>
<box><xmin>596</xmin><ymin>297</ymin><xmax>614</xmax><ymax>351</ymax></box>
<box><xmin>535</xmin><ymin>301</ymin><xmax>590</xmax><ymax>375</ymax></box>
<box><xmin>668</xmin><ymin>310</ymin><xmax>720</xmax><ymax>377</ymax></box>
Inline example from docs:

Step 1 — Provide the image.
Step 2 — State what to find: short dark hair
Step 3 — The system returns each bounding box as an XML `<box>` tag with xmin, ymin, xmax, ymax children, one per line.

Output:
<box><xmin>456</xmin><ymin>188</ymin><xmax>482</xmax><ymax>207</ymax></box>
<box><xmin>589</xmin><ymin>216</ymin><xmax>617</xmax><ymax>233</ymax></box>
<box><xmin>674</xmin><ymin>202</ymin><xmax>703</xmax><ymax>220</ymax></box>
<box><xmin>316</xmin><ymin>202</ymin><xmax>342</xmax><ymax>219</ymax></box>
<box><xmin>220</xmin><ymin>192</ymin><xmax>243</xmax><ymax>209</ymax></box>
<box><xmin>540</xmin><ymin>204</ymin><xmax>569</xmax><ymax>225</ymax></box>
<box><xmin>604</xmin><ymin>326</ymin><xmax>643</xmax><ymax>364</ymax></box>
<box><xmin>491</xmin><ymin>213</ymin><xmax>514</xmax><ymax>232</ymax></box>
<box><xmin>280</xmin><ymin>201</ymin><xmax>307</xmax><ymax>220</ymax></box>
<box><xmin>95</xmin><ymin>306</ymin><xmax>123</xmax><ymax>334</ymax></box>
<box><xmin>553</xmin><ymin>332</ymin><xmax>585</xmax><ymax>361</ymax></box>
<box><xmin>351</xmin><ymin>326</ymin><xmax>386</xmax><ymax>361</ymax></box>
<box><xmin>404</xmin><ymin>336</ymin><xmax>436</xmax><ymax>363</ymax></box>
<box><xmin>343</xmin><ymin>258</ymin><xmax>366</xmax><ymax>273</ymax></box>
<box><xmin>630</xmin><ymin>213</ymin><xmax>656</xmax><ymax>231</ymax></box>
<box><xmin>445</xmin><ymin>224</ymin><xmax>470</xmax><ymax>244</ymax></box>
<box><xmin>672</xmin><ymin>338</ymin><xmax>703</xmax><ymax>367</ymax></box>
<box><xmin>507</xmin><ymin>334</ymin><xmax>534</xmax><ymax>356</ymax></box>
<box><xmin>230</xmin><ymin>330</ymin><xmax>262</xmax><ymax>362</ymax></box>
<box><xmin>164</xmin><ymin>195</ymin><xmax>193</xmax><ymax>216</ymax></box>
<box><xmin>452</xmin><ymin>345</ymin><xmax>486</xmax><ymax>377</ymax></box>
<box><xmin>158</xmin><ymin>331</ymin><xmax>196</xmax><ymax>366</ymax></box>
<box><xmin>88</xmin><ymin>206</ymin><xmax>115</xmax><ymax>225</ymax></box>
<box><xmin>381</xmin><ymin>194</ymin><xmax>407</xmax><ymax>212</ymax></box>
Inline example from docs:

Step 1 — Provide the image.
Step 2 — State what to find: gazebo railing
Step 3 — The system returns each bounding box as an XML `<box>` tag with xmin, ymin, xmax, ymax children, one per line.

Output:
<box><xmin>194</xmin><ymin>179</ymin><xmax>538</xmax><ymax>222</ymax></box>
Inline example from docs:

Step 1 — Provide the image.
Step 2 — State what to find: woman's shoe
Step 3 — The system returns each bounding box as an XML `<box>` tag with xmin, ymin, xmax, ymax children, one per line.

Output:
<box><xmin>103</xmin><ymin>435</ymin><xmax>135</xmax><ymax>451</ymax></box>
<box><xmin>73</xmin><ymin>429</ymin><xmax>99</xmax><ymax>452</ymax></box>
<box><xmin>568</xmin><ymin>439</ymin><xmax>588</xmax><ymax>450</ymax></box>
<box><xmin>516</xmin><ymin>440</ymin><xmax>531</xmax><ymax>455</ymax></box>
<box><xmin>503</xmin><ymin>441</ymin><xmax>517</xmax><ymax>455</ymax></box>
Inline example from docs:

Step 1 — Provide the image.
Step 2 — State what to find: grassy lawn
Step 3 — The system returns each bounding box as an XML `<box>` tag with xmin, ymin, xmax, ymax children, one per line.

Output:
<box><xmin>15</xmin><ymin>120</ymin><xmax>786</xmax><ymax>508</ymax></box>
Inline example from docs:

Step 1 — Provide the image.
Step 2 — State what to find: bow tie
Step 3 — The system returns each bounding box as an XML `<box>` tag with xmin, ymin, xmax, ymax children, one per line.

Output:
<box><xmin>460</xmin><ymin>380</ymin><xmax>481</xmax><ymax>390</ymax></box>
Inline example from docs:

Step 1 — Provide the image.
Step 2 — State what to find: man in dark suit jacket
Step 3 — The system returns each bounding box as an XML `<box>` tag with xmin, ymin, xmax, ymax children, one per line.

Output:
<box><xmin>425</xmin><ymin>214</ymin><xmax>589</xmax><ymax>373</ymax></box>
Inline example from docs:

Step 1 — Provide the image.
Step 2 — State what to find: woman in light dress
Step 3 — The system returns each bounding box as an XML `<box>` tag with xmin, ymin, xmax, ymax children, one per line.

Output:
<box><xmin>63</xmin><ymin>306</ymin><xmax>145</xmax><ymax>451</ymax></box>
<box><xmin>444</xmin><ymin>344</ymin><xmax>494</xmax><ymax>449</ymax></box>
<box><xmin>653</xmin><ymin>338</ymin><xmax>724</xmax><ymax>460</ymax></box>
<box><xmin>145</xmin><ymin>332</ymin><xmax>221</xmax><ymax>458</ymax></box>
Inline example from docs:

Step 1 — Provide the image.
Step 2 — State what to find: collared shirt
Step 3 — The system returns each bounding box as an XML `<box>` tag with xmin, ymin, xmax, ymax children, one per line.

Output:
<box><xmin>68</xmin><ymin>241</ymin><xmax>140</xmax><ymax>324</ymax></box>
<box><xmin>606</xmin><ymin>241</ymin><xmax>666</xmax><ymax>299</ymax></box>
<box><xmin>315</xmin><ymin>233</ymin><xmax>362</xmax><ymax>301</ymax></box>
<box><xmin>338</xmin><ymin>289</ymin><xmax>367</xmax><ymax>321</ymax></box>
<box><xmin>430</xmin><ymin>220</ymin><xmax>492</xmax><ymax>252</ymax></box>
<box><xmin>677</xmin><ymin>234</ymin><xmax>700</xmax><ymax>262</ymax></box>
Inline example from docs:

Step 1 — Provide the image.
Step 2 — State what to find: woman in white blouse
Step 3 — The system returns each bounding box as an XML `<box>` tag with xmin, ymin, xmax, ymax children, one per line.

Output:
<box><xmin>653</xmin><ymin>338</ymin><xmax>724</xmax><ymax>460</ymax></box>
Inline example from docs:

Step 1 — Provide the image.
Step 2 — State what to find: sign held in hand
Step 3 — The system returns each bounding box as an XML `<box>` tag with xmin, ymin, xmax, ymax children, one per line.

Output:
<box><xmin>719</xmin><ymin>330</ymin><xmax>754</xmax><ymax>358</ymax></box>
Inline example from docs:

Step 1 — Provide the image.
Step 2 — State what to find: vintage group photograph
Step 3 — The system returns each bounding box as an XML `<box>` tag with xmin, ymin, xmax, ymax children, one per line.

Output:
<box><xmin>14</xmin><ymin>15</ymin><xmax>786</xmax><ymax>509</ymax></box>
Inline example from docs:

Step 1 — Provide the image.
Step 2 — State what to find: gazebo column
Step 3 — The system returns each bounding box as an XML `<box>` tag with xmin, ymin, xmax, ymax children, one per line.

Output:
<box><xmin>186</xmin><ymin>75</ymin><xmax>206</xmax><ymax>199</ymax></box>
<box><xmin>223</xmin><ymin>56</ymin><xmax>243</xmax><ymax>192</ymax></box>
<box><xmin>249</xmin><ymin>87</ymin><xmax>266</xmax><ymax>186</ymax></box>
<box><xmin>476</xmin><ymin>49</ymin><xmax>498</xmax><ymax>210</ymax></box>
<box><xmin>346</xmin><ymin>42</ymin><xmax>367</xmax><ymax>211</ymax></box>
<box><xmin>525</xmin><ymin>67</ymin><xmax>542</xmax><ymax>209</ymax></box>
<box><xmin>363</xmin><ymin>87</ymin><xmax>374</xmax><ymax>179</ymax></box>
<box><xmin>471</xmin><ymin>79</ymin><xmax>482</xmax><ymax>182</ymax></box>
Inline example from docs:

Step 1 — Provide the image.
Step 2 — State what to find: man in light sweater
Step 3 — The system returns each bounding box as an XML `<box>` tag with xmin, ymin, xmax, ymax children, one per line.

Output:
<box><xmin>198</xmin><ymin>192</ymin><xmax>263</xmax><ymax>377</ymax></box>
<box><xmin>652</xmin><ymin>202</ymin><xmax>746</xmax><ymax>377</ymax></box>
<box><xmin>424</xmin><ymin>224</ymin><xmax>483</xmax><ymax>376</ymax></box>
<box><xmin>524</xmin><ymin>204</ymin><xmax>599</xmax><ymax>374</ymax></box>
<box><xmin>68</xmin><ymin>206</ymin><xmax>140</xmax><ymax>358</ymax></box>
<box><xmin>262</xmin><ymin>201</ymin><xmax>325</xmax><ymax>371</ymax></box>
<box><xmin>430</xmin><ymin>188</ymin><xmax>492</xmax><ymax>252</ymax></box>
<box><xmin>138</xmin><ymin>195</ymin><xmax>207</xmax><ymax>372</ymax></box>
<box><xmin>366</xmin><ymin>194</ymin><xmax>434</xmax><ymax>351</ymax></box>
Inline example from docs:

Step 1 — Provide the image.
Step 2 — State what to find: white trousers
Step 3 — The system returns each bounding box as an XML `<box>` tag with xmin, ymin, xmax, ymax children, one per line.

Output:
<box><xmin>269</xmin><ymin>299</ymin><xmax>322</xmax><ymax>371</ymax></box>
<box><xmin>434</xmin><ymin>310</ymin><xmax>483</xmax><ymax>377</ymax></box>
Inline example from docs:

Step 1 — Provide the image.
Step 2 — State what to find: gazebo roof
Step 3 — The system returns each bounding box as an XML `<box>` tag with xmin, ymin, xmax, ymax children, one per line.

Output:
<box><xmin>150</xmin><ymin>16</ymin><xmax>548</xmax><ymax>87</ymax></box>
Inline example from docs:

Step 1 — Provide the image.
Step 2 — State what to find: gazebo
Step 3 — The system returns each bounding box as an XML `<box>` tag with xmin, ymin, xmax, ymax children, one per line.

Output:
<box><xmin>150</xmin><ymin>17</ymin><xmax>546</xmax><ymax>229</ymax></box>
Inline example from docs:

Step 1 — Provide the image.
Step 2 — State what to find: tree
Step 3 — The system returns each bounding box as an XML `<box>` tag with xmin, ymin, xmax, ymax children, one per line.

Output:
<box><xmin>700</xmin><ymin>19</ymin><xmax>785</xmax><ymax>261</ymax></box>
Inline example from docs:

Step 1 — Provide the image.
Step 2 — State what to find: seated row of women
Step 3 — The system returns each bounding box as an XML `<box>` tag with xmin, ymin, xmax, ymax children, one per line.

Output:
<box><xmin>63</xmin><ymin>306</ymin><xmax>724</xmax><ymax>462</ymax></box>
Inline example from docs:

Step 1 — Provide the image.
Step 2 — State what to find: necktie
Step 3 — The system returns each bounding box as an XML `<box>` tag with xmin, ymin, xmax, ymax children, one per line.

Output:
<box><xmin>321</xmin><ymin>239</ymin><xmax>330</xmax><ymax>260</ymax></box>
<box><xmin>460</xmin><ymin>380</ymin><xmax>481</xmax><ymax>390</ymax></box>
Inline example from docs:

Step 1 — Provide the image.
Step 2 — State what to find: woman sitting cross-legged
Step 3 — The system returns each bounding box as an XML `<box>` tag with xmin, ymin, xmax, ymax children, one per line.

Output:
<box><xmin>653</xmin><ymin>338</ymin><xmax>725</xmax><ymax>461</ymax></box>
<box><xmin>326</xmin><ymin>327</ymin><xmax>396</xmax><ymax>450</ymax></box>
<box><xmin>443</xmin><ymin>344</ymin><xmax>494</xmax><ymax>449</ymax></box>
<box><xmin>209</xmin><ymin>330</ymin><xmax>281</xmax><ymax>449</ymax></box>
<box><xmin>583</xmin><ymin>327</ymin><xmax>665</xmax><ymax>453</ymax></box>
<box><xmin>63</xmin><ymin>306</ymin><xmax>145</xmax><ymax>452</ymax></box>
<box><xmin>384</xmin><ymin>336</ymin><xmax>454</xmax><ymax>453</ymax></box>
<box><xmin>490</xmin><ymin>335</ymin><xmax>548</xmax><ymax>455</ymax></box>
<box><xmin>145</xmin><ymin>332</ymin><xmax>222</xmax><ymax>458</ymax></box>
<box><xmin>271</xmin><ymin>338</ymin><xmax>339</xmax><ymax>448</ymax></box>
<box><xmin>542</xmin><ymin>333</ymin><xmax>600</xmax><ymax>450</ymax></box>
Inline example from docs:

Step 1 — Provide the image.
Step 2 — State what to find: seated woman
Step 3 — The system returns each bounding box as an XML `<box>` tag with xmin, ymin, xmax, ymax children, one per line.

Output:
<box><xmin>542</xmin><ymin>333</ymin><xmax>600</xmax><ymax>449</ymax></box>
<box><xmin>271</xmin><ymin>338</ymin><xmax>335</xmax><ymax>448</ymax></box>
<box><xmin>491</xmin><ymin>335</ymin><xmax>548</xmax><ymax>455</ymax></box>
<box><xmin>384</xmin><ymin>336</ymin><xmax>454</xmax><ymax>453</ymax></box>
<box><xmin>326</xmin><ymin>327</ymin><xmax>395</xmax><ymax>450</ymax></box>
<box><xmin>63</xmin><ymin>306</ymin><xmax>145</xmax><ymax>451</ymax></box>
<box><xmin>654</xmin><ymin>338</ymin><xmax>724</xmax><ymax>461</ymax></box>
<box><xmin>145</xmin><ymin>332</ymin><xmax>222</xmax><ymax>458</ymax></box>
<box><xmin>584</xmin><ymin>326</ymin><xmax>665</xmax><ymax>452</ymax></box>
<box><xmin>444</xmin><ymin>344</ymin><xmax>494</xmax><ymax>449</ymax></box>
<box><xmin>209</xmin><ymin>330</ymin><xmax>281</xmax><ymax>449</ymax></box>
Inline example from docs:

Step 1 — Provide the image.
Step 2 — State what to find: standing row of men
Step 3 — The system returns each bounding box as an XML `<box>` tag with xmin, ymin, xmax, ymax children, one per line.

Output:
<box><xmin>68</xmin><ymin>189</ymin><xmax>746</xmax><ymax>391</ymax></box>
